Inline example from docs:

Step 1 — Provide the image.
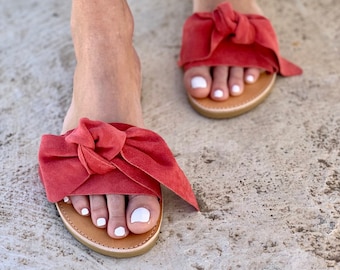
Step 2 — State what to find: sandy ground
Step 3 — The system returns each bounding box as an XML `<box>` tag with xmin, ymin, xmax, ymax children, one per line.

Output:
<box><xmin>1</xmin><ymin>0</ymin><xmax>340</xmax><ymax>269</ymax></box>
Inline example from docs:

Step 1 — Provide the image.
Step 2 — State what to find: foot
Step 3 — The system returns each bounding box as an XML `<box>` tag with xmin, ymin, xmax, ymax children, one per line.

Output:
<box><xmin>62</xmin><ymin>0</ymin><xmax>160</xmax><ymax>239</ymax></box>
<box><xmin>185</xmin><ymin>0</ymin><xmax>263</xmax><ymax>101</ymax></box>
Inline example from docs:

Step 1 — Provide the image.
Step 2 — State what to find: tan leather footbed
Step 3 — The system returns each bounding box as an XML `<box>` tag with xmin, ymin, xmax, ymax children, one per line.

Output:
<box><xmin>56</xmin><ymin>201</ymin><xmax>162</xmax><ymax>258</ymax></box>
<box><xmin>188</xmin><ymin>72</ymin><xmax>276</xmax><ymax>119</ymax></box>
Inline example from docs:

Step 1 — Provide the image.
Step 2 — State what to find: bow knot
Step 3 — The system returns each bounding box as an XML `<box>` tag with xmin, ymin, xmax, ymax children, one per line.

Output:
<box><xmin>212</xmin><ymin>4</ymin><xmax>255</xmax><ymax>44</ymax></box>
<box><xmin>65</xmin><ymin>119</ymin><xmax>127</xmax><ymax>175</ymax></box>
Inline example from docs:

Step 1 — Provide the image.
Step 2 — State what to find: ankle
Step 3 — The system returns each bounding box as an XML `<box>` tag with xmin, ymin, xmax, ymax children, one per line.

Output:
<box><xmin>71</xmin><ymin>0</ymin><xmax>135</xmax><ymax>61</ymax></box>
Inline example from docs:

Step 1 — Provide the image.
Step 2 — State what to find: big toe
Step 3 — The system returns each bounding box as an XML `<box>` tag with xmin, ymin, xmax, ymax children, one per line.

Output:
<box><xmin>184</xmin><ymin>66</ymin><xmax>211</xmax><ymax>99</ymax></box>
<box><xmin>126</xmin><ymin>195</ymin><xmax>160</xmax><ymax>235</ymax></box>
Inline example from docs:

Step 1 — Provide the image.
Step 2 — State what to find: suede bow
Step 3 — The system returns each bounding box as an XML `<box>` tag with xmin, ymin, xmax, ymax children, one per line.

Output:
<box><xmin>66</xmin><ymin>119</ymin><xmax>126</xmax><ymax>175</ymax></box>
<box><xmin>178</xmin><ymin>2</ymin><xmax>302</xmax><ymax>76</ymax></box>
<box><xmin>212</xmin><ymin>4</ymin><xmax>256</xmax><ymax>45</ymax></box>
<box><xmin>38</xmin><ymin>118</ymin><xmax>199</xmax><ymax>210</ymax></box>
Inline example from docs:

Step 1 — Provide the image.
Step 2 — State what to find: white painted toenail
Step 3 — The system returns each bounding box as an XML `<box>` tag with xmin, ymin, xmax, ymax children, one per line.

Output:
<box><xmin>97</xmin><ymin>218</ymin><xmax>106</xmax><ymax>227</ymax></box>
<box><xmin>81</xmin><ymin>208</ymin><xmax>89</xmax><ymax>216</ymax></box>
<box><xmin>246</xmin><ymin>75</ymin><xmax>255</xmax><ymax>83</ymax></box>
<box><xmin>214</xmin><ymin>89</ymin><xmax>224</xmax><ymax>98</ymax></box>
<box><xmin>63</xmin><ymin>197</ymin><xmax>70</xmax><ymax>203</ymax></box>
<box><xmin>131</xmin><ymin>207</ymin><xmax>150</xmax><ymax>223</ymax></box>
<box><xmin>231</xmin><ymin>85</ymin><xmax>241</xmax><ymax>95</ymax></box>
<box><xmin>114</xmin><ymin>227</ymin><xmax>126</xmax><ymax>237</ymax></box>
<box><xmin>191</xmin><ymin>76</ymin><xmax>207</xmax><ymax>89</ymax></box>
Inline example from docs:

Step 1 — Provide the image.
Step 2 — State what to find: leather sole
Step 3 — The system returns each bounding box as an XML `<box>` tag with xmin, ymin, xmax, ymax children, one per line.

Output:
<box><xmin>188</xmin><ymin>72</ymin><xmax>276</xmax><ymax>119</ymax></box>
<box><xmin>56</xmin><ymin>201</ymin><xmax>162</xmax><ymax>258</ymax></box>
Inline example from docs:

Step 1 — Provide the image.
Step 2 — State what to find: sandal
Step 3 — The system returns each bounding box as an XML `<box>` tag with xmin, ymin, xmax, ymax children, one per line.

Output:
<box><xmin>38</xmin><ymin>118</ymin><xmax>199</xmax><ymax>258</ymax></box>
<box><xmin>178</xmin><ymin>2</ymin><xmax>302</xmax><ymax>118</ymax></box>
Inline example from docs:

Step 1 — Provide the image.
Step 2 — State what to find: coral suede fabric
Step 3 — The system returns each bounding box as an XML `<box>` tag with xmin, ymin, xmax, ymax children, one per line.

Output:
<box><xmin>178</xmin><ymin>2</ymin><xmax>302</xmax><ymax>76</ymax></box>
<box><xmin>38</xmin><ymin>118</ymin><xmax>199</xmax><ymax>210</ymax></box>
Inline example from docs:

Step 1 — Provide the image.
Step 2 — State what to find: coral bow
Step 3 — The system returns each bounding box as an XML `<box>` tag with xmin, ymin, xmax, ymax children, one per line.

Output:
<box><xmin>211</xmin><ymin>4</ymin><xmax>256</xmax><ymax>45</ymax></box>
<box><xmin>38</xmin><ymin>118</ymin><xmax>199</xmax><ymax>210</ymax></box>
<box><xmin>178</xmin><ymin>2</ymin><xmax>302</xmax><ymax>76</ymax></box>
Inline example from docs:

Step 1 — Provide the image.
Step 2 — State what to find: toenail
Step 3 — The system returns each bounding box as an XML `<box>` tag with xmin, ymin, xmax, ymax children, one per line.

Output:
<box><xmin>213</xmin><ymin>89</ymin><xmax>224</xmax><ymax>98</ymax></box>
<box><xmin>63</xmin><ymin>196</ymin><xmax>70</xmax><ymax>203</ymax></box>
<box><xmin>231</xmin><ymin>85</ymin><xmax>241</xmax><ymax>95</ymax></box>
<box><xmin>246</xmin><ymin>75</ymin><xmax>255</xmax><ymax>83</ymax></box>
<box><xmin>191</xmin><ymin>76</ymin><xmax>207</xmax><ymax>89</ymax></box>
<box><xmin>114</xmin><ymin>227</ymin><xmax>126</xmax><ymax>237</ymax></box>
<box><xmin>131</xmin><ymin>207</ymin><xmax>150</xmax><ymax>223</ymax></box>
<box><xmin>81</xmin><ymin>208</ymin><xmax>89</xmax><ymax>216</ymax></box>
<box><xmin>96</xmin><ymin>218</ymin><xmax>106</xmax><ymax>227</ymax></box>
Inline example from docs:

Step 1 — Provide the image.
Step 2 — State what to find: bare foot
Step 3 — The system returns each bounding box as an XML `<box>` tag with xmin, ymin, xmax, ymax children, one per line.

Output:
<box><xmin>184</xmin><ymin>0</ymin><xmax>263</xmax><ymax>101</ymax></box>
<box><xmin>62</xmin><ymin>0</ymin><xmax>160</xmax><ymax>239</ymax></box>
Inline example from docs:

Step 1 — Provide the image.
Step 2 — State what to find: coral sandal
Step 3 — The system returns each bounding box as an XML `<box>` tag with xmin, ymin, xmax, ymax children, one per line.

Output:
<box><xmin>38</xmin><ymin>118</ymin><xmax>199</xmax><ymax>258</ymax></box>
<box><xmin>178</xmin><ymin>2</ymin><xmax>302</xmax><ymax>118</ymax></box>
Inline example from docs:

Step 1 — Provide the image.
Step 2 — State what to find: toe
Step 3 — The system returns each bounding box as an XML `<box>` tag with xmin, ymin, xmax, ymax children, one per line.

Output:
<box><xmin>211</xmin><ymin>66</ymin><xmax>229</xmax><ymax>100</ymax></box>
<box><xmin>89</xmin><ymin>195</ymin><xmax>108</xmax><ymax>228</ymax></box>
<box><xmin>228</xmin><ymin>66</ymin><xmax>244</xmax><ymax>96</ymax></box>
<box><xmin>106</xmin><ymin>194</ymin><xmax>128</xmax><ymax>239</ymax></box>
<box><xmin>183</xmin><ymin>66</ymin><xmax>211</xmax><ymax>98</ymax></box>
<box><xmin>244</xmin><ymin>67</ymin><xmax>261</xmax><ymax>84</ymax></box>
<box><xmin>126</xmin><ymin>195</ymin><xmax>160</xmax><ymax>235</ymax></box>
<box><xmin>70</xmin><ymin>195</ymin><xmax>90</xmax><ymax>217</ymax></box>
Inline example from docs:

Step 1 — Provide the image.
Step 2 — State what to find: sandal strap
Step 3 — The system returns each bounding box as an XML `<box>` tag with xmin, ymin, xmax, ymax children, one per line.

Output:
<box><xmin>38</xmin><ymin>118</ymin><xmax>199</xmax><ymax>210</ymax></box>
<box><xmin>178</xmin><ymin>2</ymin><xmax>302</xmax><ymax>76</ymax></box>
